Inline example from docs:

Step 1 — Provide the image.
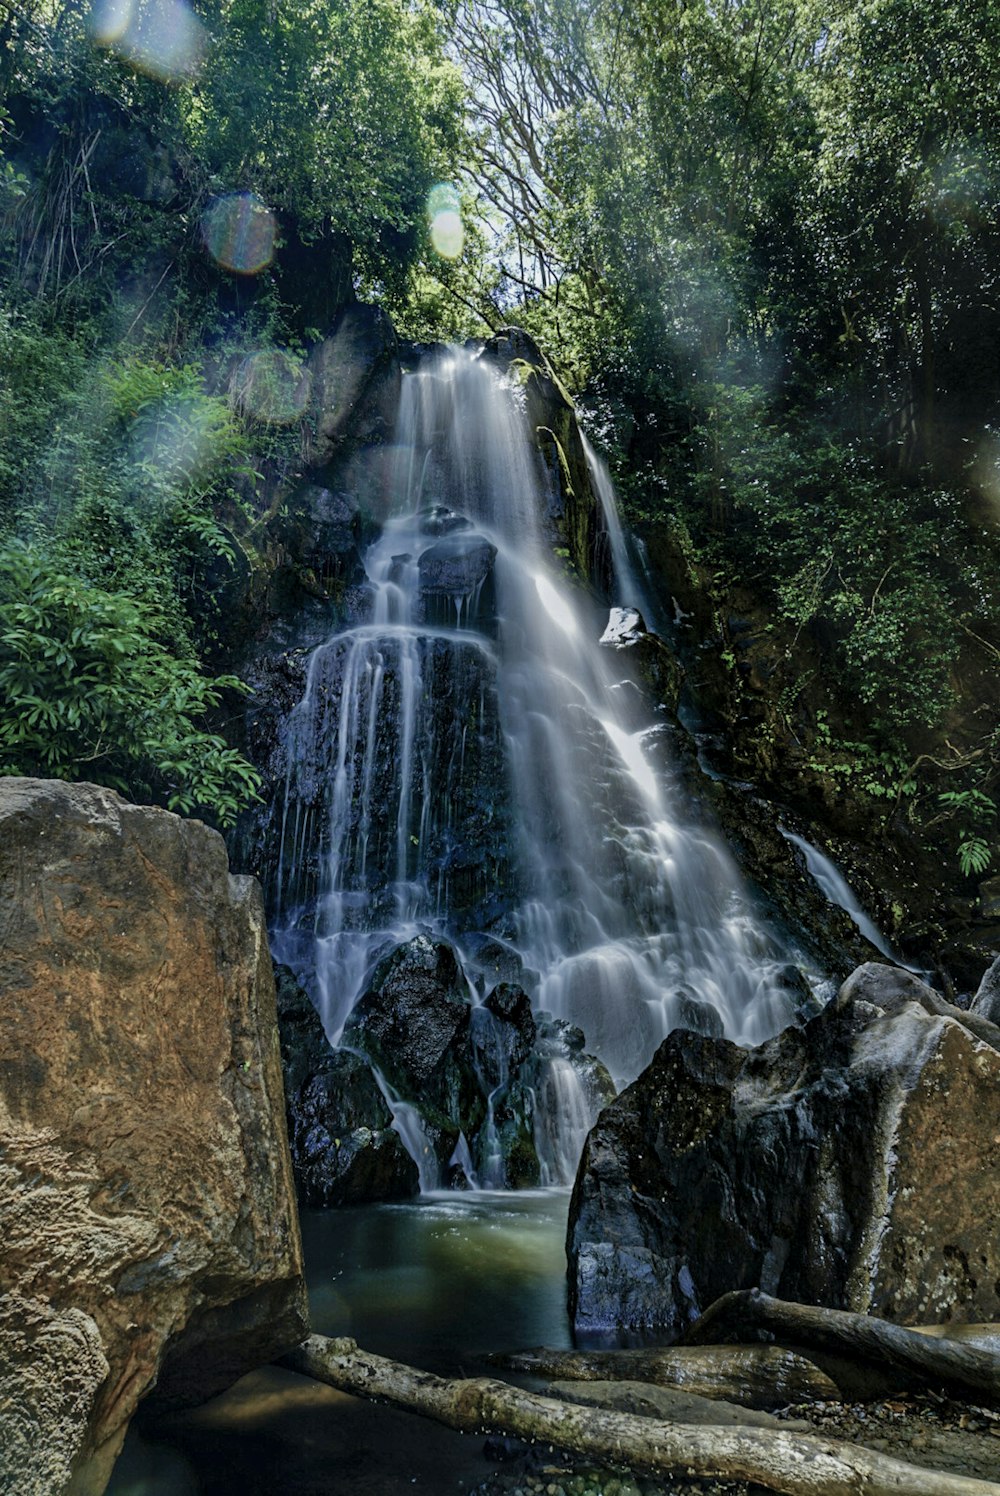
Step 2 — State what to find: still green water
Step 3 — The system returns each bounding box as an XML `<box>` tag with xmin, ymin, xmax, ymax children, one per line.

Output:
<box><xmin>108</xmin><ymin>1190</ymin><xmax>573</xmax><ymax>1495</ymax></box>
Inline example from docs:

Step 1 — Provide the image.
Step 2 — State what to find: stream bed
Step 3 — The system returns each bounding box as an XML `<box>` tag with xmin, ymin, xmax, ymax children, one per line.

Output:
<box><xmin>109</xmin><ymin>1191</ymin><xmax>573</xmax><ymax>1495</ymax></box>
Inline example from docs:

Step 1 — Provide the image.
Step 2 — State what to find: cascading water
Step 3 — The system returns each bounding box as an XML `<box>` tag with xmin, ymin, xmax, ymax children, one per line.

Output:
<box><xmin>270</xmin><ymin>345</ymin><xmax>814</xmax><ymax>1187</ymax></box>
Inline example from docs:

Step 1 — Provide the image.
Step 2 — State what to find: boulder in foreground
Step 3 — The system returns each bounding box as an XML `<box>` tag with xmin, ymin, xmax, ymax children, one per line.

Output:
<box><xmin>0</xmin><ymin>779</ymin><xmax>308</xmax><ymax>1495</ymax></box>
<box><xmin>568</xmin><ymin>962</ymin><xmax>1000</xmax><ymax>1335</ymax></box>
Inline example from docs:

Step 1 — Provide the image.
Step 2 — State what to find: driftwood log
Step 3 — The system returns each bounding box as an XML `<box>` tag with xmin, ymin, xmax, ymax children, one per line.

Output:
<box><xmin>278</xmin><ymin>1333</ymin><xmax>1000</xmax><ymax>1496</ymax></box>
<box><xmin>492</xmin><ymin>1343</ymin><xmax>844</xmax><ymax>1408</ymax></box>
<box><xmin>683</xmin><ymin>1290</ymin><xmax>1000</xmax><ymax>1404</ymax></box>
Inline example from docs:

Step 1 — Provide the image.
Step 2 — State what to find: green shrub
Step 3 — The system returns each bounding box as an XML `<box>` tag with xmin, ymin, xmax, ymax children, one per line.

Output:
<box><xmin>0</xmin><ymin>539</ymin><xmax>261</xmax><ymax>826</ymax></box>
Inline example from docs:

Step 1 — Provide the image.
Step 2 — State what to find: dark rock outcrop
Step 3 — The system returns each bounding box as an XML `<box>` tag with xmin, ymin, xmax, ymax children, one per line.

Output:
<box><xmin>568</xmin><ymin>961</ymin><xmax>1000</xmax><ymax>1336</ymax></box>
<box><xmin>344</xmin><ymin>935</ymin><xmax>484</xmax><ymax>1165</ymax></box>
<box><xmin>335</xmin><ymin>936</ymin><xmax>614</xmax><ymax>1190</ymax></box>
<box><xmin>0</xmin><ymin>779</ymin><xmax>307</xmax><ymax>1496</ymax></box>
<box><xmin>599</xmin><ymin>606</ymin><xmax>684</xmax><ymax>717</ymax></box>
<box><xmin>275</xmin><ymin>967</ymin><xmax>417</xmax><ymax>1205</ymax></box>
<box><xmin>971</xmin><ymin>953</ymin><xmax>1000</xmax><ymax>1026</ymax></box>
<box><xmin>482</xmin><ymin>327</ymin><xmax>609</xmax><ymax>591</ymax></box>
<box><xmin>417</xmin><ymin>530</ymin><xmax>497</xmax><ymax>629</ymax></box>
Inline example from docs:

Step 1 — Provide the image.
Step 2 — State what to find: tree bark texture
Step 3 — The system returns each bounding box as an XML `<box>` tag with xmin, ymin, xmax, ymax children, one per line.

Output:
<box><xmin>683</xmin><ymin>1291</ymin><xmax>1000</xmax><ymax>1404</ymax></box>
<box><xmin>278</xmin><ymin>1334</ymin><xmax>1000</xmax><ymax>1496</ymax></box>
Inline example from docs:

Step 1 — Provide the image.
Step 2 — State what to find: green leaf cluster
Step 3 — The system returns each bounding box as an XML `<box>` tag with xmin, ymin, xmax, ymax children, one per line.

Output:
<box><xmin>0</xmin><ymin>538</ymin><xmax>260</xmax><ymax>825</ymax></box>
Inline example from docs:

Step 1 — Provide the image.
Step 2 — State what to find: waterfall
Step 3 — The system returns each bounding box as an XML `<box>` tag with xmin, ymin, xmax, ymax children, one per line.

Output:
<box><xmin>780</xmin><ymin>828</ymin><xmax>924</xmax><ymax>974</ymax></box>
<box><xmin>271</xmin><ymin>346</ymin><xmax>814</xmax><ymax>1186</ymax></box>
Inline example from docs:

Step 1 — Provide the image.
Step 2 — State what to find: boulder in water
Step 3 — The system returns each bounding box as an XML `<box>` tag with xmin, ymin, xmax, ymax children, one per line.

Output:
<box><xmin>417</xmin><ymin>532</ymin><xmax>497</xmax><ymax>629</ymax></box>
<box><xmin>0</xmin><ymin>780</ymin><xmax>307</xmax><ymax>1495</ymax></box>
<box><xmin>344</xmin><ymin>935</ymin><xmax>485</xmax><ymax>1163</ymax></box>
<box><xmin>568</xmin><ymin>960</ymin><xmax>1000</xmax><ymax>1335</ymax></box>
<box><xmin>420</xmin><ymin>504</ymin><xmax>473</xmax><ymax>537</ymax></box>
<box><xmin>276</xmin><ymin>967</ymin><xmax>418</xmax><ymax>1205</ymax></box>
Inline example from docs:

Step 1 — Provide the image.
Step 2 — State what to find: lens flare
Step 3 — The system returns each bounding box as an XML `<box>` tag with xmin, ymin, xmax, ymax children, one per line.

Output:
<box><xmin>90</xmin><ymin>0</ymin><xmax>206</xmax><ymax>82</ymax></box>
<box><xmin>201</xmin><ymin>194</ymin><xmax>277</xmax><ymax>275</ymax></box>
<box><xmin>427</xmin><ymin>182</ymin><xmax>464</xmax><ymax>261</ymax></box>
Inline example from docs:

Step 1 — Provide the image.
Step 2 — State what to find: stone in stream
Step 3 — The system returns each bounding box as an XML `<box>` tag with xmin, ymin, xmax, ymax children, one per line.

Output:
<box><xmin>568</xmin><ymin>960</ymin><xmax>1000</xmax><ymax>1336</ymax></box>
<box><xmin>0</xmin><ymin>779</ymin><xmax>307</xmax><ymax>1496</ymax></box>
<box><xmin>417</xmin><ymin>529</ymin><xmax>498</xmax><ymax>629</ymax></box>
<box><xmin>275</xmin><ymin>966</ymin><xmax>418</xmax><ymax>1205</ymax></box>
<box><xmin>344</xmin><ymin>934</ymin><xmax>485</xmax><ymax>1168</ymax></box>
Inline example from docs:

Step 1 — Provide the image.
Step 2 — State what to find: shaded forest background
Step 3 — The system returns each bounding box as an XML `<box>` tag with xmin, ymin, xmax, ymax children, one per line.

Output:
<box><xmin>3</xmin><ymin>0</ymin><xmax>1000</xmax><ymax>941</ymax></box>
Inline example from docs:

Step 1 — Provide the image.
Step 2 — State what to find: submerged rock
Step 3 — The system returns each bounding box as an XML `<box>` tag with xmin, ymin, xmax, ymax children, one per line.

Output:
<box><xmin>0</xmin><ymin>779</ymin><xmax>307</xmax><ymax>1496</ymax></box>
<box><xmin>568</xmin><ymin>960</ymin><xmax>1000</xmax><ymax>1335</ymax></box>
<box><xmin>275</xmin><ymin>967</ymin><xmax>418</xmax><ymax>1205</ymax></box>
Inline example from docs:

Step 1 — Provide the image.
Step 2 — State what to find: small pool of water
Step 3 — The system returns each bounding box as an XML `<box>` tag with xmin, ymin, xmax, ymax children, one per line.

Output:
<box><xmin>108</xmin><ymin>1190</ymin><xmax>573</xmax><ymax>1495</ymax></box>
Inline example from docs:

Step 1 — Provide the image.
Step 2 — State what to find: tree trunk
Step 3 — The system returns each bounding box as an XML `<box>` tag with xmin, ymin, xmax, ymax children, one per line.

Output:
<box><xmin>277</xmin><ymin>1334</ymin><xmax>1000</xmax><ymax>1496</ymax></box>
<box><xmin>490</xmin><ymin>1343</ymin><xmax>844</xmax><ymax>1408</ymax></box>
<box><xmin>683</xmin><ymin>1291</ymin><xmax>1000</xmax><ymax>1404</ymax></box>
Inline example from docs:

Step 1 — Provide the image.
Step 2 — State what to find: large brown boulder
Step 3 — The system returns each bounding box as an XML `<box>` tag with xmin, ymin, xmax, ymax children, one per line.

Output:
<box><xmin>0</xmin><ymin>779</ymin><xmax>308</xmax><ymax>1495</ymax></box>
<box><xmin>568</xmin><ymin>962</ymin><xmax>1000</xmax><ymax>1336</ymax></box>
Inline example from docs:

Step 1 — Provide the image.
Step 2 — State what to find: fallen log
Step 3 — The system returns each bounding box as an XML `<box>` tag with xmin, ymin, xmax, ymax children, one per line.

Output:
<box><xmin>490</xmin><ymin>1343</ymin><xmax>843</xmax><ymax>1408</ymax></box>
<box><xmin>683</xmin><ymin>1291</ymin><xmax>1000</xmax><ymax>1404</ymax></box>
<box><xmin>277</xmin><ymin>1333</ymin><xmax>1000</xmax><ymax>1496</ymax></box>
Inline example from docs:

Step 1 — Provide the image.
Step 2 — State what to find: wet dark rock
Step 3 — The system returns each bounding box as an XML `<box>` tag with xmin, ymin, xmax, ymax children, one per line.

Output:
<box><xmin>344</xmin><ymin>936</ymin><xmax>484</xmax><ymax>1159</ymax></box>
<box><xmin>417</xmin><ymin>532</ymin><xmax>498</xmax><ymax>629</ymax></box>
<box><xmin>599</xmin><ymin>607</ymin><xmax>684</xmax><ymax>715</ymax></box>
<box><xmin>275</xmin><ymin>966</ymin><xmax>417</xmax><ymax>1205</ymax></box>
<box><xmin>263</xmin><ymin>632</ymin><xmax>515</xmax><ymax>934</ymax></box>
<box><xmin>568</xmin><ymin>961</ymin><xmax>1000</xmax><ymax>1336</ymax></box>
<box><xmin>482</xmin><ymin>327</ymin><xmax>608</xmax><ymax>592</ymax></box>
<box><xmin>488</xmin><ymin>1079</ymin><xmax>541</xmax><ymax>1189</ymax></box>
<box><xmin>463</xmin><ymin>933</ymin><xmax>528</xmax><ymax>992</ymax></box>
<box><xmin>670</xmin><ymin>989</ymin><xmax>726</xmax><ymax>1038</ymax></box>
<box><xmin>421</xmin><ymin>505</ymin><xmax>473</xmax><ymax>537</ymax></box>
<box><xmin>485</xmin><ymin>983</ymin><xmax>537</xmax><ymax>1068</ymax></box>
<box><xmin>470</xmin><ymin>975</ymin><xmax>538</xmax><ymax>1095</ymax></box>
<box><xmin>971</xmin><ymin>953</ymin><xmax>1000</xmax><ymax>1025</ymax></box>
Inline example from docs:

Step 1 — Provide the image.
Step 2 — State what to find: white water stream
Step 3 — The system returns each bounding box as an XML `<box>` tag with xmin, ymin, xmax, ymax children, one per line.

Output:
<box><xmin>272</xmin><ymin>347</ymin><xmax>814</xmax><ymax>1184</ymax></box>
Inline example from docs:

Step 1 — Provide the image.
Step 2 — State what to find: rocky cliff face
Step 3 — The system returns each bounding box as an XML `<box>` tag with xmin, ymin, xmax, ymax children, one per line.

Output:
<box><xmin>568</xmin><ymin>962</ymin><xmax>1000</xmax><ymax>1336</ymax></box>
<box><xmin>0</xmin><ymin>779</ymin><xmax>307</xmax><ymax>1496</ymax></box>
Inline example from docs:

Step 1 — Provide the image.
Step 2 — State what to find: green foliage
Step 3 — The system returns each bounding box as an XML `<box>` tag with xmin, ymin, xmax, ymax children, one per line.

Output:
<box><xmin>186</xmin><ymin>0</ymin><xmax>466</xmax><ymax>287</ymax></box>
<box><xmin>938</xmin><ymin>789</ymin><xmax>996</xmax><ymax>878</ymax></box>
<box><xmin>0</xmin><ymin>539</ymin><xmax>261</xmax><ymax>825</ymax></box>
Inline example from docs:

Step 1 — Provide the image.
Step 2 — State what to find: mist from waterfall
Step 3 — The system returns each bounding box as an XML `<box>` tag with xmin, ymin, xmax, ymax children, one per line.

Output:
<box><xmin>271</xmin><ymin>346</ymin><xmax>812</xmax><ymax>1184</ymax></box>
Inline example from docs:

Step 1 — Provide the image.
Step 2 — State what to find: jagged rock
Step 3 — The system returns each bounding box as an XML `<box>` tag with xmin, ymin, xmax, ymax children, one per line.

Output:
<box><xmin>463</xmin><ymin>933</ymin><xmax>528</xmax><ymax>993</ymax></box>
<box><xmin>275</xmin><ymin>967</ymin><xmax>418</xmax><ymax>1205</ymax></box>
<box><xmin>482</xmin><ymin>327</ymin><xmax>607</xmax><ymax>591</ymax></box>
<box><xmin>599</xmin><ymin>606</ymin><xmax>685</xmax><ymax>714</ymax></box>
<box><xmin>417</xmin><ymin>532</ymin><xmax>497</xmax><ymax>629</ymax></box>
<box><xmin>568</xmin><ymin>961</ymin><xmax>1000</xmax><ymax>1336</ymax></box>
<box><xmin>473</xmin><ymin>983</ymin><xmax>538</xmax><ymax>1087</ymax></box>
<box><xmin>971</xmin><ymin>952</ymin><xmax>1000</xmax><ymax>1025</ymax></box>
<box><xmin>0</xmin><ymin>779</ymin><xmax>307</xmax><ymax>1496</ymax></box>
<box><xmin>343</xmin><ymin>936</ymin><xmax>484</xmax><ymax>1162</ymax></box>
